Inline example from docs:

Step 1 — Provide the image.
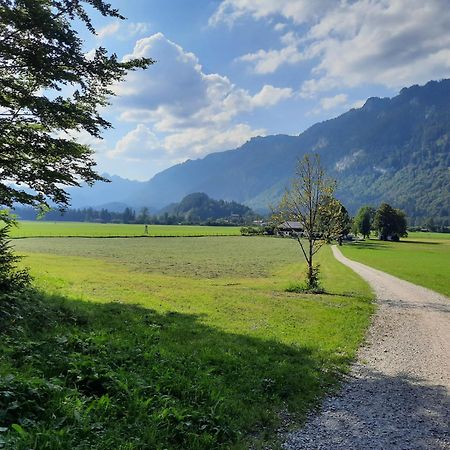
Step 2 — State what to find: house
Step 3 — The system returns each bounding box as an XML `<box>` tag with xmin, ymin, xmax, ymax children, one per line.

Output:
<box><xmin>277</xmin><ymin>221</ymin><xmax>303</xmax><ymax>237</ymax></box>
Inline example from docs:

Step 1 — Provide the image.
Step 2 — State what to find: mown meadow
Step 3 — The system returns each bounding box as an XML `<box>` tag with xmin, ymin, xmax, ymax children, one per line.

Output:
<box><xmin>9</xmin><ymin>221</ymin><xmax>241</xmax><ymax>238</ymax></box>
<box><xmin>341</xmin><ymin>232</ymin><xmax>450</xmax><ymax>297</ymax></box>
<box><xmin>1</xmin><ymin>227</ymin><xmax>374</xmax><ymax>449</ymax></box>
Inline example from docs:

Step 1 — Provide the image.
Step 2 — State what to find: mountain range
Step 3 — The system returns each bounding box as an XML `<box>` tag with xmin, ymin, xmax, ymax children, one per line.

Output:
<box><xmin>69</xmin><ymin>79</ymin><xmax>450</xmax><ymax>224</ymax></box>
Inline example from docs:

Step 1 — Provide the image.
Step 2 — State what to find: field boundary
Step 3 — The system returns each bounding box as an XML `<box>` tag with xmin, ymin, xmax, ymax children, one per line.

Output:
<box><xmin>12</xmin><ymin>233</ymin><xmax>245</xmax><ymax>239</ymax></box>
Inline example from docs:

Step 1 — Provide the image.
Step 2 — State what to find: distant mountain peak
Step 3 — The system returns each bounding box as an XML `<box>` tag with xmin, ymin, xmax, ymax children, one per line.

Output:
<box><xmin>74</xmin><ymin>79</ymin><xmax>450</xmax><ymax>223</ymax></box>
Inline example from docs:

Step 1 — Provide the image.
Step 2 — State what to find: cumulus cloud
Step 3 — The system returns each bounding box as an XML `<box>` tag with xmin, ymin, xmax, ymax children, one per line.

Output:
<box><xmin>217</xmin><ymin>0</ymin><xmax>450</xmax><ymax>94</ymax></box>
<box><xmin>128</xmin><ymin>22</ymin><xmax>151</xmax><ymax>37</ymax></box>
<box><xmin>319</xmin><ymin>93</ymin><xmax>348</xmax><ymax>111</ymax></box>
<box><xmin>108</xmin><ymin>124</ymin><xmax>164</xmax><ymax>161</ymax></box>
<box><xmin>209</xmin><ymin>0</ymin><xmax>334</xmax><ymax>26</ymax></box>
<box><xmin>238</xmin><ymin>33</ymin><xmax>303</xmax><ymax>74</ymax></box>
<box><xmin>308</xmin><ymin>93</ymin><xmax>349</xmax><ymax>115</ymax></box>
<box><xmin>97</xmin><ymin>21</ymin><xmax>121</xmax><ymax>39</ymax></box>
<box><xmin>351</xmin><ymin>99</ymin><xmax>367</xmax><ymax>109</ymax></box>
<box><xmin>164</xmin><ymin>123</ymin><xmax>266</xmax><ymax>156</ymax></box>
<box><xmin>303</xmin><ymin>0</ymin><xmax>450</xmax><ymax>92</ymax></box>
<box><xmin>96</xmin><ymin>21</ymin><xmax>151</xmax><ymax>40</ymax></box>
<box><xmin>113</xmin><ymin>33</ymin><xmax>291</xmax><ymax>159</ymax></box>
<box><xmin>97</xmin><ymin>125</ymin><xmax>175</xmax><ymax>179</ymax></box>
<box><xmin>274</xmin><ymin>22</ymin><xmax>287</xmax><ymax>32</ymax></box>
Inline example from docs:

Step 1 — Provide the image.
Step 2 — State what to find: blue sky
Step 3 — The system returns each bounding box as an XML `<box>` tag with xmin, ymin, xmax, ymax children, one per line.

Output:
<box><xmin>76</xmin><ymin>0</ymin><xmax>450</xmax><ymax>180</ymax></box>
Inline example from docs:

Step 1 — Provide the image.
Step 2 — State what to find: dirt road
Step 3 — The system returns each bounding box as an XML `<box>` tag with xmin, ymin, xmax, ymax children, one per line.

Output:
<box><xmin>283</xmin><ymin>245</ymin><xmax>450</xmax><ymax>450</ymax></box>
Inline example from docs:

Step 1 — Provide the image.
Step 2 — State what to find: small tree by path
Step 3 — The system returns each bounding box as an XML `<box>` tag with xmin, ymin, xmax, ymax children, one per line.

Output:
<box><xmin>273</xmin><ymin>154</ymin><xmax>345</xmax><ymax>290</ymax></box>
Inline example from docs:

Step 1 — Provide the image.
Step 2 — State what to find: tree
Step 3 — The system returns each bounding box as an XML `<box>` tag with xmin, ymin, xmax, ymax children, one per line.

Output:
<box><xmin>99</xmin><ymin>208</ymin><xmax>111</xmax><ymax>223</ymax></box>
<box><xmin>332</xmin><ymin>200</ymin><xmax>352</xmax><ymax>244</ymax></box>
<box><xmin>122</xmin><ymin>207</ymin><xmax>135</xmax><ymax>224</ymax></box>
<box><xmin>373</xmin><ymin>203</ymin><xmax>408</xmax><ymax>241</ymax></box>
<box><xmin>137</xmin><ymin>207</ymin><xmax>150</xmax><ymax>224</ymax></box>
<box><xmin>0</xmin><ymin>215</ymin><xmax>31</xmax><ymax>291</ymax></box>
<box><xmin>0</xmin><ymin>0</ymin><xmax>153</xmax><ymax>210</ymax></box>
<box><xmin>353</xmin><ymin>206</ymin><xmax>376</xmax><ymax>239</ymax></box>
<box><xmin>273</xmin><ymin>154</ymin><xmax>344</xmax><ymax>290</ymax></box>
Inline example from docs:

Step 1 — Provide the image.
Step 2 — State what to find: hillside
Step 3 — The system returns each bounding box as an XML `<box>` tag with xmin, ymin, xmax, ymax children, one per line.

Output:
<box><xmin>161</xmin><ymin>192</ymin><xmax>254</xmax><ymax>222</ymax></box>
<box><xmin>130</xmin><ymin>79</ymin><xmax>450</xmax><ymax>224</ymax></box>
<box><xmin>66</xmin><ymin>174</ymin><xmax>146</xmax><ymax>210</ymax></box>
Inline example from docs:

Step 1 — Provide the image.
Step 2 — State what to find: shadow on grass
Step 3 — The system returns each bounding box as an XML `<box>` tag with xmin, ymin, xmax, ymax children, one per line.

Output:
<box><xmin>284</xmin><ymin>368</ymin><xmax>450</xmax><ymax>450</ymax></box>
<box><xmin>344</xmin><ymin>241</ymin><xmax>388</xmax><ymax>250</ymax></box>
<box><xmin>400</xmin><ymin>240</ymin><xmax>442</xmax><ymax>245</ymax></box>
<box><xmin>0</xmin><ymin>290</ymin><xmax>349</xmax><ymax>450</ymax></box>
<box><xmin>346</xmin><ymin>239</ymin><xmax>442</xmax><ymax>249</ymax></box>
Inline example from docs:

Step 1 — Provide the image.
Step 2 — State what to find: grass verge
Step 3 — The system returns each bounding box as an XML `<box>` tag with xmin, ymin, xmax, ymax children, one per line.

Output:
<box><xmin>340</xmin><ymin>233</ymin><xmax>450</xmax><ymax>297</ymax></box>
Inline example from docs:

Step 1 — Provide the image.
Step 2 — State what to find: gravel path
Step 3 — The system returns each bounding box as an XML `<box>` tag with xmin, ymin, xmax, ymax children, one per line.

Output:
<box><xmin>282</xmin><ymin>245</ymin><xmax>450</xmax><ymax>450</ymax></box>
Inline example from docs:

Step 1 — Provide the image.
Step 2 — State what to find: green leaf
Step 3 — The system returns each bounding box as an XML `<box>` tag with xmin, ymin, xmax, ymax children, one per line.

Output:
<box><xmin>11</xmin><ymin>423</ymin><xmax>26</xmax><ymax>437</ymax></box>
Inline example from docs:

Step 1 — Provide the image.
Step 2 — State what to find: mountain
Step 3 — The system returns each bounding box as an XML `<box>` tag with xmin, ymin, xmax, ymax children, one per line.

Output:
<box><xmin>66</xmin><ymin>174</ymin><xmax>144</xmax><ymax>210</ymax></box>
<box><xmin>131</xmin><ymin>79</ymin><xmax>450</xmax><ymax>224</ymax></box>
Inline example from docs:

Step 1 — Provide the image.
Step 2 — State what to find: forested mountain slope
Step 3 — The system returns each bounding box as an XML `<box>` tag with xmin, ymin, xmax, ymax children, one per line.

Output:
<box><xmin>134</xmin><ymin>79</ymin><xmax>449</xmax><ymax>224</ymax></box>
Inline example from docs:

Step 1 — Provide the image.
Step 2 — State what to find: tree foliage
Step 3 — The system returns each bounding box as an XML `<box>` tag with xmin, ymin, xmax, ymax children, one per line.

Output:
<box><xmin>0</xmin><ymin>221</ymin><xmax>31</xmax><ymax>291</ymax></box>
<box><xmin>273</xmin><ymin>154</ymin><xmax>344</xmax><ymax>290</ymax></box>
<box><xmin>319</xmin><ymin>198</ymin><xmax>352</xmax><ymax>243</ymax></box>
<box><xmin>165</xmin><ymin>192</ymin><xmax>254</xmax><ymax>222</ymax></box>
<box><xmin>353</xmin><ymin>206</ymin><xmax>375</xmax><ymax>239</ymax></box>
<box><xmin>373</xmin><ymin>203</ymin><xmax>407</xmax><ymax>241</ymax></box>
<box><xmin>0</xmin><ymin>0</ymin><xmax>153</xmax><ymax>209</ymax></box>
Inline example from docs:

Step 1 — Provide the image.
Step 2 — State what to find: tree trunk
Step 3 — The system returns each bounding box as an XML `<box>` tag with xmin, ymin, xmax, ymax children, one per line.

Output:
<box><xmin>307</xmin><ymin>238</ymin><xmax>314</xmax><ymax>287</ymax></box>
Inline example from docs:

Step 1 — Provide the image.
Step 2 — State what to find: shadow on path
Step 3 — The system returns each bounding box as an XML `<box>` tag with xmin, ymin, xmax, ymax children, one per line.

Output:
<box><xmin>284</xmin><ymin>368</ymin><xmax>450</xmax><ymax>450</ymax></box>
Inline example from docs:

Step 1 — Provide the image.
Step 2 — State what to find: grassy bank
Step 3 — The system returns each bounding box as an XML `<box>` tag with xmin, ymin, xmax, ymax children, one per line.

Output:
<box><xmin>9</xmin><ymin>221</ymin><xmax>241</xmax><ymax>238</ymax></box>
<box><xmin>1</xmin><ymin>236</ymin><xmax>374</xmax><ymax>449</ymax></box>
<box><xmin>341</xmin><ymin>232</ymin><xmax>450</xmax><ymax>297</ymax></box>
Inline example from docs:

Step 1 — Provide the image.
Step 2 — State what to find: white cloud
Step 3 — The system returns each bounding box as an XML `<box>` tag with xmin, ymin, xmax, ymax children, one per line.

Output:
<box><xmin>238</xmin><ymin>37</ymin><xmax>303</xmax><ymax>74</ymax></box>
<box><xmin>251</xmin><ymin>84</ymin><xmax>292</xmax><ymax>107</ymax></box>
<box><xmin>164</xmin><ymin>123</ymin><xmax>266</xmax><ymax>156</ymax></box>
<box><xmin>96</xmin><ymin>21</ymin><xmax>151</xmax><ymax>41</ymax></box>
<box><xmin>319</xmin><ymin>93</ymin><xmax>348</xmax><ymax>111</ymax></box>
<box><xmin>308</xmin><ymin>93</ymin><xmax>349</xmax><ymax>115</ymax></box>
<box><xmin>209</xmin><ymin>0</ymin><xmax>334</xmax><ymax>26</ymax></box>
<box><xmin>218</xmin><ymin>0</ymin><xmax>450</xmax><ymax>94</ymax></box>
<box><xmin>128</xmin><ymin>22</ymin><xmax>151</xmax><ymax>37</ymax></box>
<box><xmin>274</xmin><ymin>22</ymin><xmax>287</xmax><ymax>32</ymax></box>
<box><xmin>302</xmin><ymin>0</ymin><xmax>450</xmax><ymax>92</ymax></box>
<box><xmin>113</xmin><ymin>33</ymin><xmax>291</xmax><ymax>159</ymax></box>
<box><xmin>56</xmin><ymin>129</ymin><xmax>106</xmax><ymax>151</ymax></box>
<box><xmin>97</xmin><ymin>21</ymin><xmax>121</xmax><ymax>39</ymax></box>
<box><xmin>108</xmin><ymin>124</ymin><xmax>164</xmax><ymax>161</ymax></box>
<box><xmin>352</xmin><ymin>99</ymin><xmax>367</xmax><ymax>109</ymax></box>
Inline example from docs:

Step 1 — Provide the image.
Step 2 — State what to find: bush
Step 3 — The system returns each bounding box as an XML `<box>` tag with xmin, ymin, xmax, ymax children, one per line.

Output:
<box><xmin>0</xmin><ymin>223</ymin><xmax>31</xmax><ymax>292</ymax></box>
<box><xmin>285</xmin><ymin>265</ymin><xmax>324</xmax><ymax>294</ymax></box>
<box><xmin>240</xmin><ymin>225</ymin><xmax>275</xmax><ymax>236</ymax></box>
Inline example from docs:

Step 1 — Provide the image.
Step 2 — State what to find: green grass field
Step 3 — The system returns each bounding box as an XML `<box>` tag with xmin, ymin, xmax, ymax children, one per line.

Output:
<box><xmin>341</xmin><ymin>232</ymin><xmax>450</xmax><ymax>297</ymax></box>
<box><xmin>1</xmin><ymin>236</ymin><xmax>374</xmax><ymax>449</ymax></box>
<box><xmin>10</xmin><ymin>221</ymin><xmax>241</xmax><ymax>238</ymax></box>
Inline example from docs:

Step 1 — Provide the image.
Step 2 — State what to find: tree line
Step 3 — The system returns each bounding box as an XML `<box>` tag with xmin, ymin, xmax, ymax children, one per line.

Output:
<box><xmin>12</xmin><ymin>205</ymin><xmax>257</xmax><ymax>226</ymax></box>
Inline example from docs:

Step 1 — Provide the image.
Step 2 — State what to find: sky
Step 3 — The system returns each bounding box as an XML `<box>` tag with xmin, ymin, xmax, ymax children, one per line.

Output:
<box><xmin>76</xmin><ymin>0</ymin><xmax>450</xmax><ymax>181</ymax></box>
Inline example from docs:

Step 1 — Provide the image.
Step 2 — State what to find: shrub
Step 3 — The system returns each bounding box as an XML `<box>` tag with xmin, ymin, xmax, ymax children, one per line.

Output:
<box><xmin>0</xmin><ymin>223</ymin><xmax>31</xmax><ymax>292</ymax></box>
<box><xmin>286</xmin><ymin>265</ymin><xmax>324</xmax><ymax>294</ymax></box>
